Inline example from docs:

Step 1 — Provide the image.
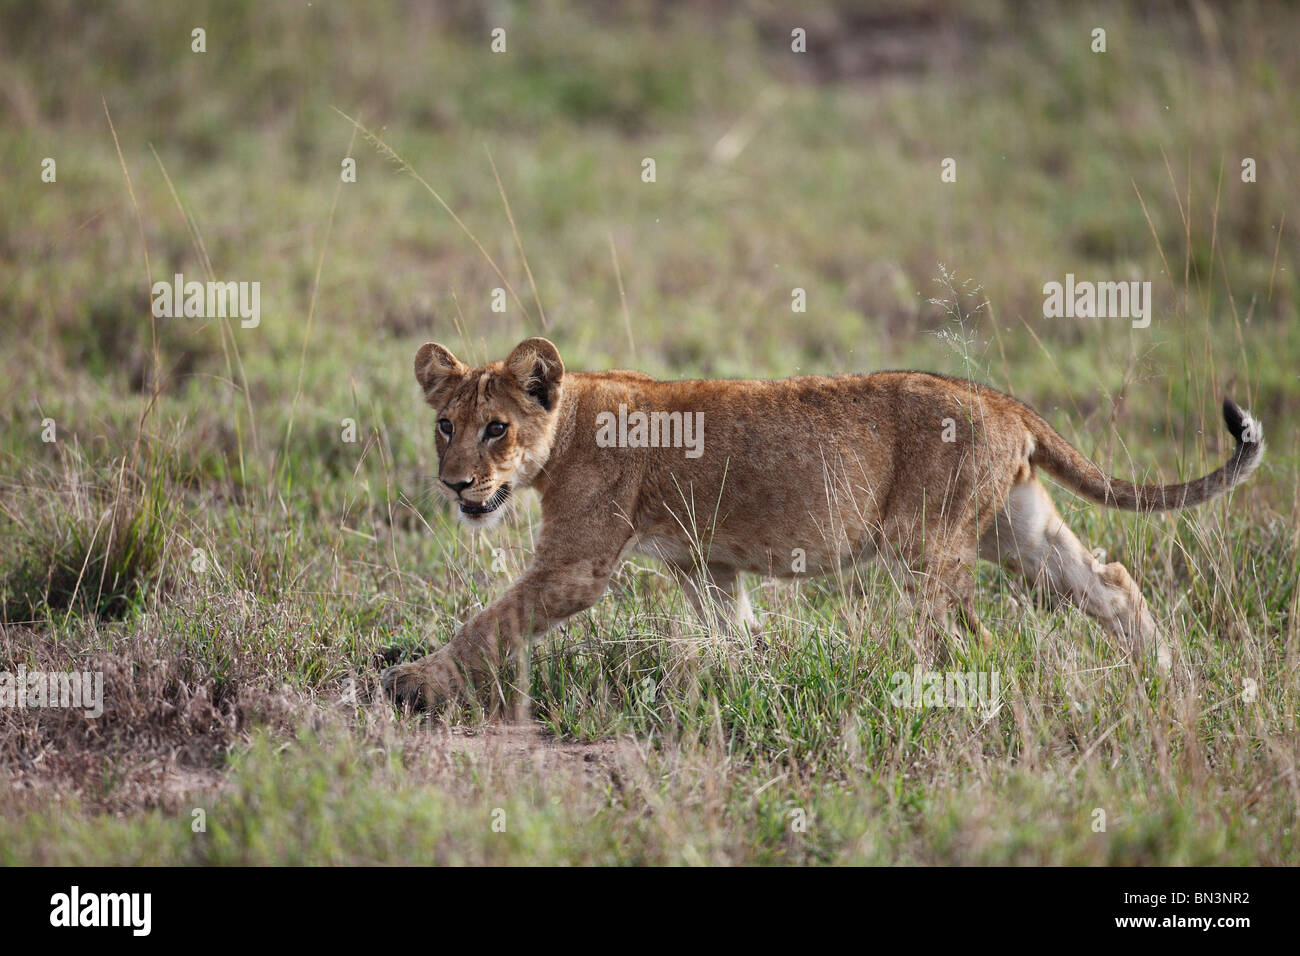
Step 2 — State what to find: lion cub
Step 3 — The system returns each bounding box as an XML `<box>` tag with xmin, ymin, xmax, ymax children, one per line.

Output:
<box><xmin>382</xmin><ymin>337</ymin><xmax>1263</xmax><ymax>709</ymax></box>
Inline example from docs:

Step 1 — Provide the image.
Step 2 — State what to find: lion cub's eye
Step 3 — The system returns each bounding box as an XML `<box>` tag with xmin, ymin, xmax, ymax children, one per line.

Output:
<box><xmin>438</xmin><ymin>419</ymin><xmax>453</xmax><ymax>437</ymax></box>
<box><xmin>484</xmin><ymin>421</ymin><xmax>508</xmax><ymax>439</ymax></box>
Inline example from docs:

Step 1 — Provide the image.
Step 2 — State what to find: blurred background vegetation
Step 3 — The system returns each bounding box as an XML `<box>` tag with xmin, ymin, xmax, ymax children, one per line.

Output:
<box><xmin>3</xmin><ymin>0</ymin><xmax>1296</xmax><ymax>496</ymax></box>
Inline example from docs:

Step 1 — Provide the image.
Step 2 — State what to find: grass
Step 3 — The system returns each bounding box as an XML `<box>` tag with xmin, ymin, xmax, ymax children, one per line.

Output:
<box><xmin>0</xmin><ymin>449</ymin><xmax>175</xmax><ymax>623</ymax></box>
<box><xmin>0</xmin><ymin>0</ymin><xmax>1297</xmax><ymax>864</ymax></box>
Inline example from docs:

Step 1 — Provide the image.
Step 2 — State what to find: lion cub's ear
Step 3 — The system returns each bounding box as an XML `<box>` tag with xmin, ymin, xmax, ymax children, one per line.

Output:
<box><xmin>414</xmin><ymin>343</ymin><xmax>467</xmax><ymax>407</ymax></box>
<box><xmin>505</xmin><ymin>337</ymin><xmax>564</xmax><ymax>411</ymax></box>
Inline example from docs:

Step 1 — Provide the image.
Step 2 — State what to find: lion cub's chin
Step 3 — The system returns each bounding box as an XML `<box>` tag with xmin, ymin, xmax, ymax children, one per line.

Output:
<box><xmin>458</xmin><ymin>509</ymin><xmax>508</xmax><ymax>530</ymax></box>
<box><xmin>455</xmin><ymin>483</ymin><xmax>512</xmax><ymax>529</ymax></box>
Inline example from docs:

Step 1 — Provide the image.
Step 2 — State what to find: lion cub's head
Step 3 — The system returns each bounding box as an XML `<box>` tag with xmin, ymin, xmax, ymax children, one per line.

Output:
<box><xmin>414</xmin><ymin>337</ymin><xmax>565</xmax><ymax>528</ymax></box>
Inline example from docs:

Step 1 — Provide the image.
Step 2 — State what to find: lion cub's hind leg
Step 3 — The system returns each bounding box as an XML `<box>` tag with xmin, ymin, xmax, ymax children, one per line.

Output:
<box><xmin>670</xmin><ymin>560</ymin><xmax>761</xmax><ymax>642</ymax></box>
<box><xmin>920</xmin><ymin>550</ymin><xmax>990</xmax><ymax>664</ymax></box>
<box><xmin>978</xmin><ymin>479</ymin><xmax>1171</xmax><ymax>675</ymax></box>
<box><xmin>879</xmin><ymin>524</ymin><xmax>988</xmax><ymax>667</ymax></box>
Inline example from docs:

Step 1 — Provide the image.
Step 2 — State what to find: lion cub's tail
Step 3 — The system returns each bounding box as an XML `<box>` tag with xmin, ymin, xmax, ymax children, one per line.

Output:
<box><xmin>1024</xmin><ymin>398</ymin><xmax>1264</xmax><ymax>513</ymax></box>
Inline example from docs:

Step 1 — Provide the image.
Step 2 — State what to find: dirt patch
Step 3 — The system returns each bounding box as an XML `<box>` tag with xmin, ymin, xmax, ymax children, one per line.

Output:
<box><xmin>403</xmin><ymin>722</ymin><xmax>643</xmax><ymax>788</ymax></box>
<box><xmin>0</xmin><ymin>616</ymin><xmax>308</xmax><ymax>815</ymax></box>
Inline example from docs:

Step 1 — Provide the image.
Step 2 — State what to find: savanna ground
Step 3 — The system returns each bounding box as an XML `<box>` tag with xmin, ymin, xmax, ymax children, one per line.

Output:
<box><xmin>0</xmin><ymin>1</ymin><xmax>1297</xmax><ymax>865</ymax></box>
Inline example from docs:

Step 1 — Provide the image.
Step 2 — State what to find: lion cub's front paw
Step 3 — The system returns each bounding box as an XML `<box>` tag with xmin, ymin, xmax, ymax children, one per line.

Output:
<box><xmin>380</xmin><ymin>651</ymin><xmax>460</xmax><ymax>711</ymax></box>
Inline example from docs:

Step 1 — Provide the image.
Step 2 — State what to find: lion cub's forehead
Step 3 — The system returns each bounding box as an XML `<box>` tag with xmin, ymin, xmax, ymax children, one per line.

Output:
<box><xmin>444</xmin><ymin>365</ymin><xmax>522</xmax><ymax>420</ymax></box>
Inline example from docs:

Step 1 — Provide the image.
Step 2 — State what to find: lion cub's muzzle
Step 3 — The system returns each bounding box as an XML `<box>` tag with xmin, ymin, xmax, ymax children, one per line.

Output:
<box><xmin>455</xmin><ymin>482</ymin><xmax>512</xmax><ymax>519</ymax></box>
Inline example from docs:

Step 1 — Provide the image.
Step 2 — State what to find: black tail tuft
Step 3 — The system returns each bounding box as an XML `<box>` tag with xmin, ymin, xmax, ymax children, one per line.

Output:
<box><xmin>1222</xmin><ymin>396</ymin><xmax>1249</xmax><ymax>443</ymax></box>
<box><xmin>1221</xmin><ymin>396</ymin><xmax>1264</xmax><ymax>484</ymax></box>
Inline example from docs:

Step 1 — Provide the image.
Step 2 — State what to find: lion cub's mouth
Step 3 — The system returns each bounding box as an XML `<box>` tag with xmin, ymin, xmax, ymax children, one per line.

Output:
<box><xmin>460</xmin><ymin>484</ymin><xmax>511</xmax><ymax>517</ymax></box>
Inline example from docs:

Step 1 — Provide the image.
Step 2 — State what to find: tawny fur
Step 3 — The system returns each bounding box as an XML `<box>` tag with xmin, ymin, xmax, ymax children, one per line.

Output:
<box><xmin>381</xmin><ymin>337</ymin><xmax>1263</xmax><ymax>710</ymax></box>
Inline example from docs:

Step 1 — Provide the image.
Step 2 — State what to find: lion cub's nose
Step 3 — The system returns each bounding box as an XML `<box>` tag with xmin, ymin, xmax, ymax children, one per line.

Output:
<box><xmin>442</xmin><ymin>478</ymin><xmax>473</xmax><ymax>494</ymax></box>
